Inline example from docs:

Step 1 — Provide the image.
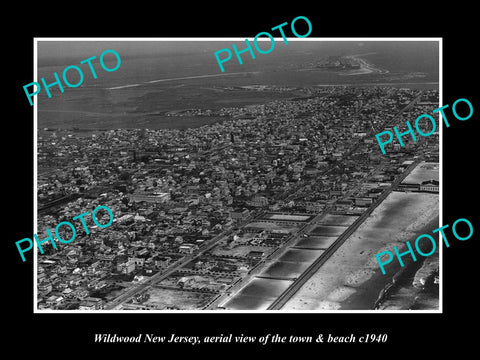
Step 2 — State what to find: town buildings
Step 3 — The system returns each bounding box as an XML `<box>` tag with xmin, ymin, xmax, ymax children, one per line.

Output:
<box><xmin>36</xmin><ymin>85</ymin><xmax>439</xmax><ymax>310</ymax></box>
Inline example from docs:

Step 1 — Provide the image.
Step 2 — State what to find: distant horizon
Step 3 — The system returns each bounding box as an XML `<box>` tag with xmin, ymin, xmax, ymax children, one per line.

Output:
<box><xmin>36</xmin><ymin>39</ymin><xmax>440</xmax><ymax>130</ymax></box>
<box><xmin>37</xmin><ymin>39</ymin><xmax>440</xmax><ymax>68</ymax></box>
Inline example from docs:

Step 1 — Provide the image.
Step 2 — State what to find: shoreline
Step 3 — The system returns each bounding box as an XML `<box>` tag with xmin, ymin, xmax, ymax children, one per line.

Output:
<box><xmin>339</xmin><ymin>214</ymin><xmax>440</xmax><ymax>310</ymax></box>
<box><xmin>282</xmin><ymin>191</ymin><xmax>439</xmax><ymax>310</ymax></box>
<box><xmin>340</xmin><ymin>55</ymin><xmax>390</xmax><ymax>76</ymax></box>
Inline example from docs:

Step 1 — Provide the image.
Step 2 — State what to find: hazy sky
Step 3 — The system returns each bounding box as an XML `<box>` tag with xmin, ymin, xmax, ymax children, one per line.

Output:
<box><xmin>37</xmin><ymin>41</ymin><xmax>238</xmax><ymax>66</ymax></box>
<box><xmin>37</xmin><ymin>40</ymin><xmax>439</xmax><ymax>74</ymax></box>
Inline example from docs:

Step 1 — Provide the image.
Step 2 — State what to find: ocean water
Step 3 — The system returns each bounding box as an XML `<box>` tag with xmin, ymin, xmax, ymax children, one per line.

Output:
<box><xmin>36</xmin><ymin>40</ymin><xmax>439</xmax><ymax>129</ymax></box>
<box><xmin>38</xmin><ymin>40</ymin><xmax>439</xmax><ymax>82</ymax></box>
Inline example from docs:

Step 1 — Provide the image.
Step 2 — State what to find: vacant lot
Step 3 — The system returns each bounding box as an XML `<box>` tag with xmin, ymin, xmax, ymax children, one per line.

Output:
<box><xmin>141</xmin><ymin>286</ymin><xmax>214</xmax><ymax>310</ymax></box>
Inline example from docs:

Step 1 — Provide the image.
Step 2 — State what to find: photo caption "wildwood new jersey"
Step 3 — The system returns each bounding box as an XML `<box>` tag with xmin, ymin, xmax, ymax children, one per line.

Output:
<box><xmin>94</xmin><ymin>333</ymin><xmax>388</xmax><ymax>345</ymax></box>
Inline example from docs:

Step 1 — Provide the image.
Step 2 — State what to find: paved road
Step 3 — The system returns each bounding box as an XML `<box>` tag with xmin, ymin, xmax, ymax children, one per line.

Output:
<box><xmin>208</xmin><ymin>93</ymin><xmax>428</xmax><ymax>310</ymax></box>
<box><xmin>104</xmin><ymin>226</ymin><xmax>236</xmax><ymax>309</ymax></box>
<box><xmin>104</xmin><ymin>91</ymin><xmax>427</xmax><ymax>310</ymax></box>
<box><xmin>266</xmin><ymin>159</ymin><xmax>420</xmax><ymax>310</ymax></box>
<box><xmin>104</xmin><ymin>214</ymin><xmax>257</xmax><ymax>309</ymax></box>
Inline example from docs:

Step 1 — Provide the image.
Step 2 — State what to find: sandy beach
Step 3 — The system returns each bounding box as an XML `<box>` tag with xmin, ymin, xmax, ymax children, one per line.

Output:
<box><xmin>340</xmin><ymin>54</ymin><xmax>390</xmax><ymax>76</ymax></box>
<box><xmin>282</xmin><ymin>191</ymin><xmax>439</xmax><ymax>310</ymax></box>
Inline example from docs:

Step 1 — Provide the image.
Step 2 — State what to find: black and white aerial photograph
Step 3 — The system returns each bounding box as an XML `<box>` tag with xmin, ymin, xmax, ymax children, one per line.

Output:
<box><xmin>6</xmin><ymin>6</ymin><xmax>478</xmax><ymax>355</ymax></box>
<box><xmin>34</xmin><ymin>39</ymin><xmax>440</xmax><ymax>311</ymax></box>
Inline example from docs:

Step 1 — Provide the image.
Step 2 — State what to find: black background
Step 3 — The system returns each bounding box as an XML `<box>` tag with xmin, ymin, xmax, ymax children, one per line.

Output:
<box><xmin>5</xmin><ymin>3</ymin><xmax>478</xmax><ymax>355</ymax></box>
